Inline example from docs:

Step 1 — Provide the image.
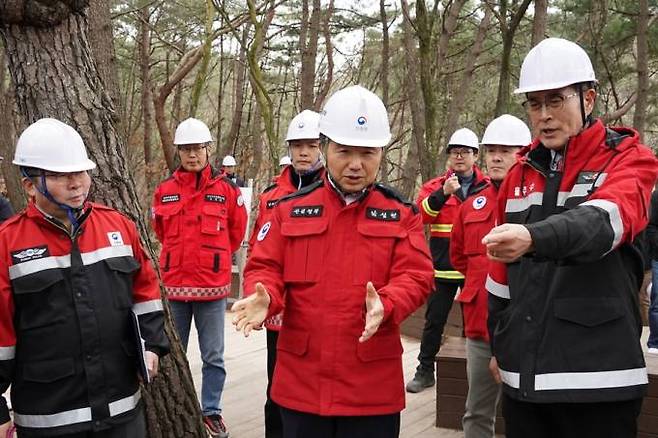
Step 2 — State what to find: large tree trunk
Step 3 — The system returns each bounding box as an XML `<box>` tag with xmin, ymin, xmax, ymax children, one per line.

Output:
<box><xmin>632</xmin><ymin>0</ymin><xmax>649</xmax><ymax>141</ymax></box>
<box><xmin>87</xmin><ymin>0</ymin><xmax>121</xmax><ymax>112</ymax></box>
<box><xmin>0</xmin><ymin>4</ymin><xmax>206</xmax><ymax>437</ymax></box>
<box><xmin>0</xmin><ymin>47</ymin><xmax>24</xmax><ymax>211</ymax></box>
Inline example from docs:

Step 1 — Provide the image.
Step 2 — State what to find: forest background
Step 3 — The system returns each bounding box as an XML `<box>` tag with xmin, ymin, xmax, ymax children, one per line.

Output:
<box><xmin>0</xmin><ymin>1</ymin><xmax>656</xmax><ymax>436</ymax></box>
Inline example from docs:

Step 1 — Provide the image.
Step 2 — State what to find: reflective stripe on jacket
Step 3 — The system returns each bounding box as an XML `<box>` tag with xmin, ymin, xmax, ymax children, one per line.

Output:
<box><xmin>487</xmin><ymin>120</ymin><xmax>658</xmax><ymax>403</ymax></box>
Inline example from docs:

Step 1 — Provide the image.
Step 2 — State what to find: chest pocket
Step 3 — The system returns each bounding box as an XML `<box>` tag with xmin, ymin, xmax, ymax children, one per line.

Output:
<box><xmin>155</xmin><ymin>203</ymin><xmax>183</xmax><ymax>239</ymax></box>
<box><xmin>463</xmin><ymin>208</ymin><xmax>493</xmax><ymax>256</ymax></box>
<box><xmin>354</xmin><ymin>222</ymin><xmax>406</xmax><ymax>288</ymax></box>
<box><xmin>12</xmin><ymin>269</ymin><xmax>68</xmax><ymax>331</ymax></box>
<box><xmin>104</xmin><ymin>256</ymin><xmax>140</xmax><ymax>309</ymax></box>
<box><xmin>201</xmin><ymin>204</ymin><xmax>228</xmax><ymax>234</ymax></box>
<box><xmin>280</xmin><ymin>219</ymin><xmax>328</xmax><ymax>283</ymax></box>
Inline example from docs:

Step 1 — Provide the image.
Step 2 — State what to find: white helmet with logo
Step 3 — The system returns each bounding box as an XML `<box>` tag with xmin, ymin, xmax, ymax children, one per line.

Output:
<box><xmin>286</xmin><ymin>110</ymin><xmax>320</xmax><ymax>142</ymax></box>
<box><xmin>319</xmin><ymin>85</ymin><xmax>391</xmax><ymax>148</ymax></box>
<box><xmin>515</xmin><ymin>38</ymin><xmax>597</xmax><ymax>94</ymax></box>
<box><xmin>279</xmin><ymin>156</ymin><xmax>292</xmax><ymax>166</ymax></box>
<box><xmin>447</xmin><ymin>128</ymin><xmax>479</xmax><ymax>151</ymax></box>
<box><xmin>13</xmin><ymin>118</ymin><xmax>97</xmax><ymax>172</ymax></box>
<box><xmin>222</xmin><ymin>155</ymin><xmax>237</xmax><ymax>166</ymax></box>
<box><xmin>174</xmin><ymin>118</ymin><xmax>213</xmax><ymax>145</ymax></box>
<box><xmin>481</xmin><ymin>114</ymin><xmax>532</xmax><ymax>147</ymax></box>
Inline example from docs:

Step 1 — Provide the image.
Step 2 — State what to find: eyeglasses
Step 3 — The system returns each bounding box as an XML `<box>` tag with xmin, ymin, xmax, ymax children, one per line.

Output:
<box><xmin>178</xmin><ymin>145</ymin><xmax>206</xmax><ymax>154</ymax></box>
<box><xmin>448</xmin><ymin>148</ymin><xmax>474</xmax><ymax>158</ymax></box>
<box><xmin>522</xmin><ymin>92</ymin><xmax>579</xmax><ymax>113</ymax></box>
<box><xmin>39</xmin><ymin>171</ymin><xmax>88</xmax><ymax>182</ymax></box>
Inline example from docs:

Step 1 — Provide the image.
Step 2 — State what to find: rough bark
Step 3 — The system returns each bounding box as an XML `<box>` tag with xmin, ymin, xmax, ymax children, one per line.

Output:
<box><xmin>0</xmin><ymin>5</ymin><xmax>206</xmax><ymax>437</ymax></box>
<box><xmin>0</xmin><ymin>48</ymin><xmax>25</xmax><ymax>211</ymax></box>
<box><xmin>87</xmin><ymin>0</ymin><xmax>120</xmax><ymax>112</ymax></box>
<box><xmin>632</xmin><ymin>0</ymin><xmax>649</xmax><ymax>140</ymax></box>
<box><xmin>531</xmin><ymin>0</ymin><xmax>547</xmax><ymax>47</ymax></box>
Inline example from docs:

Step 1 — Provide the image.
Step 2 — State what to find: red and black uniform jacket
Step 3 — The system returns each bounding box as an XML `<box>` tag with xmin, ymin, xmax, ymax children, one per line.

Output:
<box><xmin>450</xmin><ymin>182</ymin><xmax>496</xmax><ymax>341</ymax></box>
<box><xmin>247</xmin><ymin>165</ymin><xmax>324</xmax><ymax>330</ymax></box>
<box><xmin>0</xmin><ymin>202</ymin><xmax>168</xmax><ymax>436</ymax></box>
<box><xmin>417</xmin><ymin>166</ymin><xmax>488</xmax><ymax>282</ymax></box>
<box><xmin>487</xmin><ymin>120</ymin><xmax>658</xmax><ymax>403</ymax></box>
<box><xmin>152</xmin><ymin>165</ymin><xmax>247</xmax><ymax>301</ymax></box>
<box><xmin>243</xmin><ymin>177</ymin><xmax>434</xmax><ymax>416</ymax></box>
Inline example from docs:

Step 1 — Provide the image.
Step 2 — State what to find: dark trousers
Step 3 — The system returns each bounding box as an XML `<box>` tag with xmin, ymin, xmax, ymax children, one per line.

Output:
<box><xmin>19</xmin><ymin>406</ymin><xmax>146</xmax><ymax>438</ymax></box>
<box><xmin>280</xmin><ymin>407</ymin><xmax>400</xmax><ymax>438</ymax></box>
<box><xmin>502</xmin><ymin>394</ymin><xmax>642</xmax><ymax>438</ymax></box>
<box><xmin>265</xmin><ymin>329</ymin><xmax>283</xmax><ymax>438</ymax></box>
<box><xmin>417</xmin><ymin>279</ymin><xmax>462</xmax><ymax>371</ymax></box>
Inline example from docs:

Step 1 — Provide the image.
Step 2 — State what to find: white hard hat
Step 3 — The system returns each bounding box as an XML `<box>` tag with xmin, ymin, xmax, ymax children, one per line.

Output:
<box><xmin>319</xmin><ymin>85</ymin><xmax>391</xmax><ymax>148</ymax></box>
<box><xmin>286</xmin><ymin>110</ymin><xmax>320</xmax><ymax>142</ymax></box>
<box><xmin>174</xmin><ymin>118</ymin><xmax>213</xmax><ymax>145</ymax></box>
<box><xmin>222</xmin><ymin>155</ymin><xmax>237</xmax><ymax>166</ymax></box>
<box><xmin>515</xmin><ymin>38</ymin><xmax>596</xmax><ymax>94</ymax></box>
<box><xmin>279</xmin><ymin>156</ymin><xmax>292</xmax><ymax>166</ymax></box>
<box><xmin>13</xmin><ymin>118</ymin><xmax>97</xmax><ymax>172</ymax></box>
<box><xmin>481</xmin><ymin>114</ymin><xmax>532</xmax><ymax>147</ymax></box>
<box><xmin>447</xmin><ymin>128</ymin><xmax>479</xmax><ymax>151</ymax></box>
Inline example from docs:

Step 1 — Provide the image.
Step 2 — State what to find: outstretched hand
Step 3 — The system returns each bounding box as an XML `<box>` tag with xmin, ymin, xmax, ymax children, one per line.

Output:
<box><xmin>231</xmin><ymin>282</ymin><xmax>271</xmax><ymax>337</ymax></box>
<box><xmin>359</xmin><ymin>282</ymin><xmax>385</xmax><ymax>343</ymax></box>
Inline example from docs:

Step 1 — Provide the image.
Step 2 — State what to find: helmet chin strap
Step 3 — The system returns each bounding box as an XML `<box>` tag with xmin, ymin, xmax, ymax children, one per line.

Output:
<box><xmin>22</xmin><ymin>168</ymin><xmax>85</xmax><ymax>232</ymax></box>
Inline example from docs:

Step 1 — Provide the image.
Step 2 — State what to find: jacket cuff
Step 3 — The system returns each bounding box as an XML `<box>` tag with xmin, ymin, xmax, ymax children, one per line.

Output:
<box><xmin>427</xmin><ymin>189</ymin><xmax>449</xmax><ymax>212</ymax></box>
<box><xmin>525</xmin><ymin>221</ymin><xmax>557</xmax><ymax>258</ymax></box>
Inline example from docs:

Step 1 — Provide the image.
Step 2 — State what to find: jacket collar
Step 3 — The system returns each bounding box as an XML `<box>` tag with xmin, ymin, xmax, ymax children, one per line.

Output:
<box><xmin>173</xmin><ymin>164</ymin><xmax>217</xmax><ymax>190</ymax></box>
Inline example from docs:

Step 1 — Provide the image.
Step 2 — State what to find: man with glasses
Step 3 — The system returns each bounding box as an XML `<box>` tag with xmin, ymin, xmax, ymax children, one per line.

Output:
<box><xmin>407</xmin><ymin>128</ymin><xmax>488</xmax><ymax>393</ymax></box>
<box><xmin>152</xmin><ymin>118</ymin><xmax>247</xmax><ymax>438</ymax></box>
<box><xmin>0</xmin><ymin>118</ymin><xmax>169</xmax><ymax>437</ymax></box>
<box><xmin>484</xmin><ymin>38</ymin><xmax>658</xmax><ymax>437</ymax></box>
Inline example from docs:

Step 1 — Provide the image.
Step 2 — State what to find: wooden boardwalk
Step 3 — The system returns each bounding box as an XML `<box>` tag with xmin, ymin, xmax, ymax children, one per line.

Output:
<box><xmin>186</xmin><ymin>310</ymin><xmax>465</xmax><ymax>437</ymax></box>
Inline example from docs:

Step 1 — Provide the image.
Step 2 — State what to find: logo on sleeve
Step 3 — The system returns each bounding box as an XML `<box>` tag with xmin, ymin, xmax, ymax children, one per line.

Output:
<box><xmin>266</xmin><ymin>200</ymin><xmax>278</xmax><ymax>209</ymax></box>
<box><xmin>161</xmin><ymin>194</ymin><xmax>180</xmax><ymax>203</ymax></box>
<box><xmin>472</xmin><ymin>196</ymin><xmax>487</xmax><ymax>210</ymax></box>
<box><xmin>205</xmin><ymin>194</ymin><xmax>226</xmax><ymax>204</ymax></box>
<box><xmin>257</xmin><ymin>222</ymin><xmax>271</xmax><ymax>241</ymax></box>
<box><xmin>107</xmin><ymin>231</ymin><xmax>124</xmax><ymax>247</ymax></box>
<box><xmin>366</xmin><ymin>208</ymin><xmax>400</xmax><ymax>222</ymax></box>
<box><xmin>576</xmin><ymin>171</ymin><xmax>606</xmax><ymax>185</ymax></box>
<box><xmin>237</xmin><ymin>195</ymin><xmax>244</xmax><ymax>207</ymax></box>
<box><xmin>11</xmin><ymin>246</ymin><xmax>49</xmax><ymax>264</ymax></box>
<box><xmin>291</xmin><ymin>205</ymin><xmax>323</xmax><ymax>218</ymax></box>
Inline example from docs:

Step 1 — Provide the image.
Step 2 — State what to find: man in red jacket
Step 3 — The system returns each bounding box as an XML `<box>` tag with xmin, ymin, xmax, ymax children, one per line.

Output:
<box><xmin>233</xmin><ymin>85</ymin><xmax>434</xmax><ymax>438</ymax></box>
<box><xmin>248</xmin><ymin>109</ymin><xmax>324</xmax><ymax>438</ymax></box>
<box><xmin>0</xmin><ymin>118</ymin><xmax>168</xmax><ymax>438</ymax></box>
<box><xmin>450</xmin><ymin>114</ymin><xmax>530</xmax><ymax>438</ymax></box>
<box><xmin>484</xmin><ymin>38</ymin><xmax>658</xmax><ymax>437</ymax></box>
<box><xmin>151</xmin><ymin>118</ymin><xmax>247</xmax><ymax>438</ymax></box>
<box><xmin>407</xmin><ymin>128</ymin><xmax>488</xmax><ymax>393</ymax></box>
